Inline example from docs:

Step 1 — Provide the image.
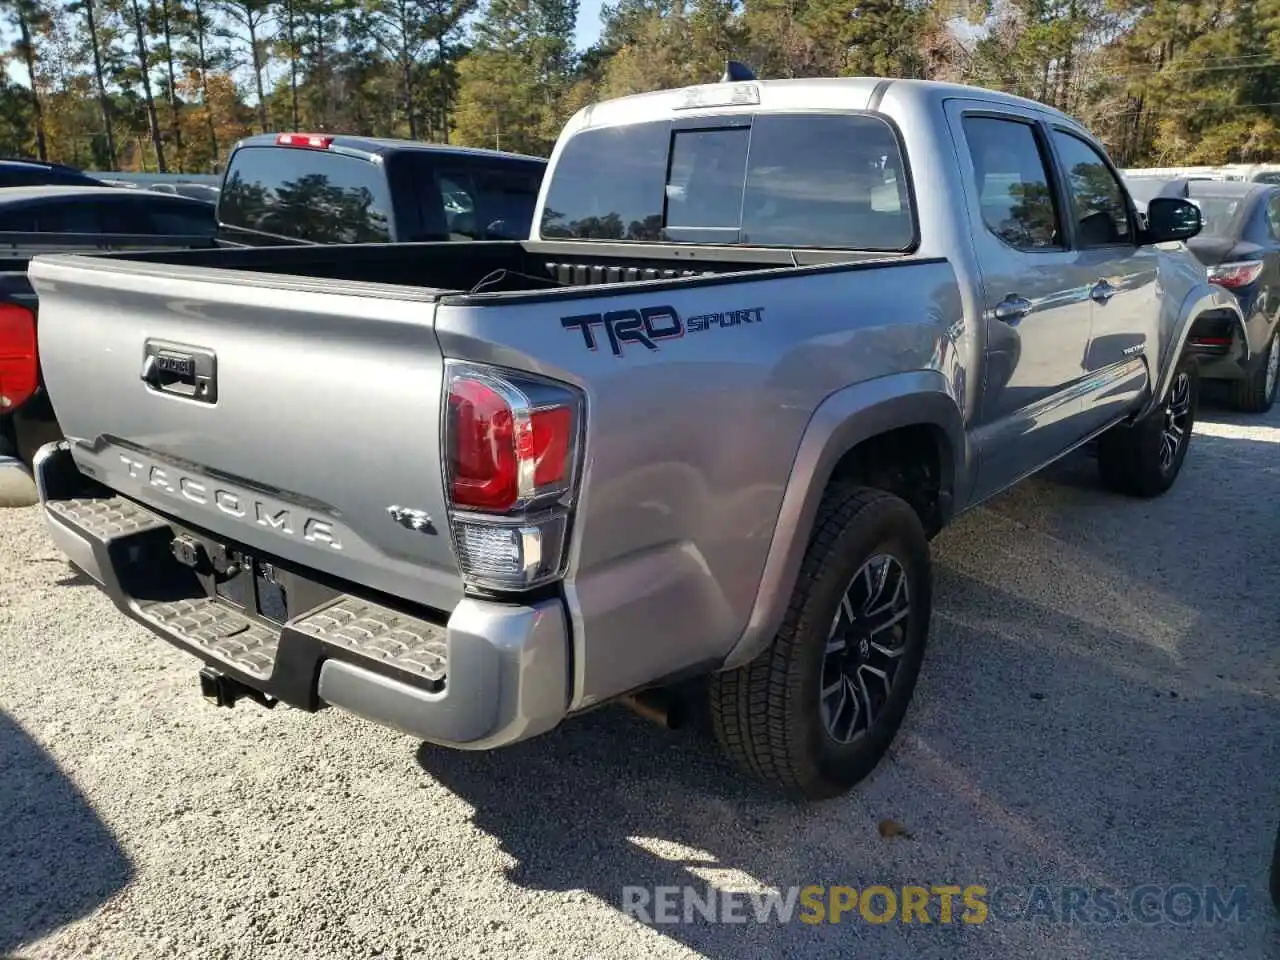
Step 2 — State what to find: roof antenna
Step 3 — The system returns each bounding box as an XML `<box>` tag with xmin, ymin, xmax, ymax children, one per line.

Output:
<box><xmin>720</xmin><ymin>60</ymin><xmax>757</xmax><ymax>83</ymax></box>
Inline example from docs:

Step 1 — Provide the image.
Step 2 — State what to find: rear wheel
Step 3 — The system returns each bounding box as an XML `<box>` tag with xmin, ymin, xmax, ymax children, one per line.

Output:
<box><xmin>1230</xmin><ymin>329</ymin><xmax>1279</xmax><ymax>414</ymax></box>
<box><xmin>709</xmin><ymin>485</ymin><xmax>932</xmax><ymax>800</ymax></box>
<box><xmin>1097</xmin><ymin>352</ymin><xmax>1198</xmax><ymax>498</ymax></box>
<box><xmin>12</xmin><ymin>412</ymin><xmax>63</xmax><ymax>470</ymax></box>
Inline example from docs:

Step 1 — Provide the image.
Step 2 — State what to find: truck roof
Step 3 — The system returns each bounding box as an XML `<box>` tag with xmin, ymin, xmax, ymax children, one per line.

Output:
<box><xmin>566</xmin><ymin>76</ymin><xmax>1077</xmax><ymax>134</ymax></box>
<box><xmin>0</xmin><ymin>157</ymin><xmax>94</xmax><ymax>174</ymax></box>
<box><xmin>0</xmin><ymin>185</ymin><xmax>168</xmax><ymax>202</ymax></box>
<box><xmin>0</xmin><ymin>185</ymin><xmax>213</xmax><ymax>204</ymax></box>
<box><xmin>231</xmin><ymin>133</ymin><xmax>546</xmax><ymax>165</ymax></box>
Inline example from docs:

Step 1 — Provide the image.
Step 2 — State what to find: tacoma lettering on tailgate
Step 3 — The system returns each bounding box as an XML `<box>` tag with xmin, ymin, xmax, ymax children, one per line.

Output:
<box><xmin>119</xmin><ymin>454</ymin><xmax>342</xmax><ymax>550</ymax></box>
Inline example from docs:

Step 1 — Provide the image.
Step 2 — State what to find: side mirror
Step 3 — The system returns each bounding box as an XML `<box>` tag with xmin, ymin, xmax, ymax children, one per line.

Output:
<box><xmin>1143</xmin><ymin>197</ymin><xmax>1202</xmax><ymax>243</ymax></box>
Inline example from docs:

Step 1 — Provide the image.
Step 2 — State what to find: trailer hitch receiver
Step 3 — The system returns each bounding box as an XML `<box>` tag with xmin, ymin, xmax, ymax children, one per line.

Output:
<box><xmin>198</xmin><ymin>666</ymin><xmax>277</xmax><ymax>710</ymax></box>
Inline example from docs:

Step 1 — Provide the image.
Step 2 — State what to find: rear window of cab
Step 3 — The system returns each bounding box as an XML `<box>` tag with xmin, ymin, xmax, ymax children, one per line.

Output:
<box><xmin>218</xmin><ymin>146</ymin><xmax>394</xmax><ymax>243</ymax></box>
<box><xmin>539</xmin><ymin>113</ymin><xmax>915</xmax><ymax>251</ymax></box>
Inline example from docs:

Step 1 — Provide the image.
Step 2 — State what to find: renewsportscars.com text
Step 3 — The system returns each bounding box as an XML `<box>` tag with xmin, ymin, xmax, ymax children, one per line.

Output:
<box><xmin>621</xmin><ymin>883</ymin><xmax>1250</xmax><ymax>926</ymax></box>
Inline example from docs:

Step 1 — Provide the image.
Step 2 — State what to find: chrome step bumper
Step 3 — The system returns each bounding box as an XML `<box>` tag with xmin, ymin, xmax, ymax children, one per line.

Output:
<box><xmin>35</xmin><ymin>441</ymin><xmax>570</xmax><ymax>750</ymax></box>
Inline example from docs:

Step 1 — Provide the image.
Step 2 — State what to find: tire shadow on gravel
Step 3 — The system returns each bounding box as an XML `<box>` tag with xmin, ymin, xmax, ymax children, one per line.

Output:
<box><xmin>0</xmin><ymin>710</ymin><xmax>133</xmax><ymax>956</ymax></box>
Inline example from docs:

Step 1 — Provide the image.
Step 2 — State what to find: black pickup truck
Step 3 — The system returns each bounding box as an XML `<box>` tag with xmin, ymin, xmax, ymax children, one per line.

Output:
<box><xmin>1</xmin><ymin>137</ymin><xmax>547</xmax><ymax>468</ymax></box>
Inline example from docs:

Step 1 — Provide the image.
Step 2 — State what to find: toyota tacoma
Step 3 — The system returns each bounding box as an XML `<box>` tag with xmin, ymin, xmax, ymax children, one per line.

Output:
<box><xmin>28</xmin><ymin>74</ymin><xmax>1239</xmax><ymax>799</ymax></box>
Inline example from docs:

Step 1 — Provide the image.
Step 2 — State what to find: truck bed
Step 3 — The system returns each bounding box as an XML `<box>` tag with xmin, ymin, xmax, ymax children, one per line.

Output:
<box><xmin>62</xmin><ymin>238</ymin><xmax>900</xmax><ymax>301</ymax></box>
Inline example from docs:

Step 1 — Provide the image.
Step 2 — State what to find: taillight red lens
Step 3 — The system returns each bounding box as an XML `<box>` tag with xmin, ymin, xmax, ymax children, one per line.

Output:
<box><xmin>449</xmin><ymin>378</ymin><xmax>518</xmax><ymax>510</ymax></box>
<box><xmin>0</xmin><ymin>303</ymin><xmax>37</xmax><ymax>412</ymax></box>
<box><xmin>447</xmin><ymin>373</ymin><xmax>576</xmax><ymax>512</ymax></box>
<box><xmin>529</xmin><ymin>407</ymin><xmax>572</xmax><ymax>487</ymax></box>
<box><xmin>1208</xmin><ymin>260</ymin><xmax>1264</xmax><ymax>289</ymax></box>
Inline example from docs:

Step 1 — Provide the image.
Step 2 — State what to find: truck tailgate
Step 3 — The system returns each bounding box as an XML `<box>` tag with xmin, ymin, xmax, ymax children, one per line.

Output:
<box><xmin>28</xmin><ymin>255</ymin><xmax>464</xmax><ymax>611</ymax></box>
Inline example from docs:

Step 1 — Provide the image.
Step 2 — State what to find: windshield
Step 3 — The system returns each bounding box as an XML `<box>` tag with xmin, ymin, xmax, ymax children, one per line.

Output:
<box><xmin>1125</xmin><ymin>178</ymin><xmax>1181</xmax><ymax>205</ymax></box>
<box><xmin>539</xmin><ymin>113</ymin><xmax>916</xmax><ymax>251</ymax></box>
<box><xmin>1187</xmin><ymin>196</ymin><xmax>1246</xmax><ymax>236</ymax></box>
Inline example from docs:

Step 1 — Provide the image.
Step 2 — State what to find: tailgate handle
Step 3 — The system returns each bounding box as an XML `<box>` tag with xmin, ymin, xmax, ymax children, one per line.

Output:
<box><xmin>141</xmin><ymin>339</ymin><xmax>217</xmax><ymax>403</ymax></box>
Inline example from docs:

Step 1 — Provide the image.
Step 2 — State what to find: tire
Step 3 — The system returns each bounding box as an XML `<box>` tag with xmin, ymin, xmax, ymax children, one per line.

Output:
<box><xmin>12</xmin><ymin>413</ymin><xmax>63</xmax><ymax>470</ymax></box>
<box><xmin>1097</xmin><ymin>352</ymin><xmax>1199</xmax><ymax>498</ymax></box>
<box><xmin>709</xmin><ymin>485</ymin><xmax>932</xmax><ymax>800</ymax></box>
<box><xmin>1230</xmin><ymin>329</ymin><xmax>1279</xmax><ymax>414</ymax></box>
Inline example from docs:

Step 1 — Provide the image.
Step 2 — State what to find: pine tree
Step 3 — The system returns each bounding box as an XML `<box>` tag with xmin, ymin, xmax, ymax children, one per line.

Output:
<box><xmin>105</xmin><ymin>0</ymin><xmax>168</xmax><ymax>169</ymax></box>
<box><xmin>66</xmin><ymin>0</ymin><xmax>118</xmax><ymax>165</ymax></box>
<box><xmin>454</xmin><ymin>0</ymin><xmax>579</xmax><ymax>152</ymax></box>
<box><xmin>5</xmin><ymin>0</ymin><xmax>53</xmax><ymax>158</ymax></box>
<box><xmin>219</xmin><ymin>0</ymin><xmax>272</xmax><ymax>131</ymax></box>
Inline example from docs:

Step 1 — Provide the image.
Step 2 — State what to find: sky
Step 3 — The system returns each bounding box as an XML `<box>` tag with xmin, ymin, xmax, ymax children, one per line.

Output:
<box><xmin>575</xmin><ymin>0</ymin><xmax>606</xmax><ymax>52</ymax></box>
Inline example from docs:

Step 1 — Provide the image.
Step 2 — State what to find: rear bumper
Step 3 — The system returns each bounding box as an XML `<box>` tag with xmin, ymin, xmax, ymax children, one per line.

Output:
<box><xmin>34</xmin><ymin>441</ymin><xmax>570</xmax><ymax>750</ymax></box>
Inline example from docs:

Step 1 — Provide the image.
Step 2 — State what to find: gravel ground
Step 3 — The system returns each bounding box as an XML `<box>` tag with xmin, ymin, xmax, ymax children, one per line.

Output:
<box><xmin>2</xmin><ymin>394</ymin><xmax>1279</xmax><ymax>960</ymax></box>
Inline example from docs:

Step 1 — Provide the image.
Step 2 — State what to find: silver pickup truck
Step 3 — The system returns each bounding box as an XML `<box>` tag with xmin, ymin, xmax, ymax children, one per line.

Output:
<box><xmin>29</xmin><ymin>75</ymin><xmax>1239</xmax><ymax>800</ymax></box>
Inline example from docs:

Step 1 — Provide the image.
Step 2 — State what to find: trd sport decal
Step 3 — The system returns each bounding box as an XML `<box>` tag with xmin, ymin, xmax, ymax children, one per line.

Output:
<box><xmin>560</xmin><ymin>304</ymin><xmax>765</xmax><ymax>357</ymax></box>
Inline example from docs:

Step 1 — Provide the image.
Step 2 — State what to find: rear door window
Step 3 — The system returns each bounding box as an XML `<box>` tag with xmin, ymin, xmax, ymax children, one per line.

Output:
<box><xmin>962</xmin><ymin>116</ymin><xmax>1062</xmax><ymax>251</ymax></box>
<box><xmin>219</xmin><ymin>145</ymin><xmax>393</xmax><ymax>243</ymax></box>
<box><xmin>539</xmin><ymin>114</ymin><xmax>914</xmax><ymax>250</ymax></box>
<box><xmin>470</xmin><ymin>164</ymin><xmax>543</xmax><ymax>239</ymax></box>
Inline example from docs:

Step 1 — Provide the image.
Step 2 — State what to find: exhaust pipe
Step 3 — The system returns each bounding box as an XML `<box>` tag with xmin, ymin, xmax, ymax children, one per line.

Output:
<box><xmin>623</xmin><ymin>688</ymin><xmax>690</xmax><ymax>730</ymax></box>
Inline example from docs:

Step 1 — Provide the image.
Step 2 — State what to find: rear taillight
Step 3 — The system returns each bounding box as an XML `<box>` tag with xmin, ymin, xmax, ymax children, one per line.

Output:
<box><xmin>1207</xmin><ymin>260</ymin><xmax>1264</xmax><ymax>289</ymax></box>
<box><xmin>0</xmin><ymin>303</ymin><xmax>37</xmax><ymax>411</ymax></box>
<box><xmin>443</xmin><ymin>361</ymin><xmax>582</xmax><ymax>591</ymax></box>
<box><xmin>275</xmin><ymin>133</ymin><xmax>334</xmax><ymax>149</ymax></box>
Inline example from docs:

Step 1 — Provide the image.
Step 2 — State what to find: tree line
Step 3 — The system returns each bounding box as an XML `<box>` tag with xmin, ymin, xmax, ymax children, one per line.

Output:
<box><xmin>1</xmin><ymin>0</ymin><xmax>1276</xmax><ymax>174</ymax></box>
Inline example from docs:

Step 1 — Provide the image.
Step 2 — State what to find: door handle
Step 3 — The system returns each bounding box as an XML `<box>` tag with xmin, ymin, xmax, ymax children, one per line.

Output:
<box><xmin>1090</xmin><ymin>280</ymin><xmax>1116</xmax><ymax>304</ymax></box>
<box><xmin>993</xmin><ymin>295</ymin><xmax>1033</xmax><ymax>323</ymax></box>
<box><xmin>140</xmin><ymin>339</ymin><xmax>218</xmax><ymax>403</ymax></box>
